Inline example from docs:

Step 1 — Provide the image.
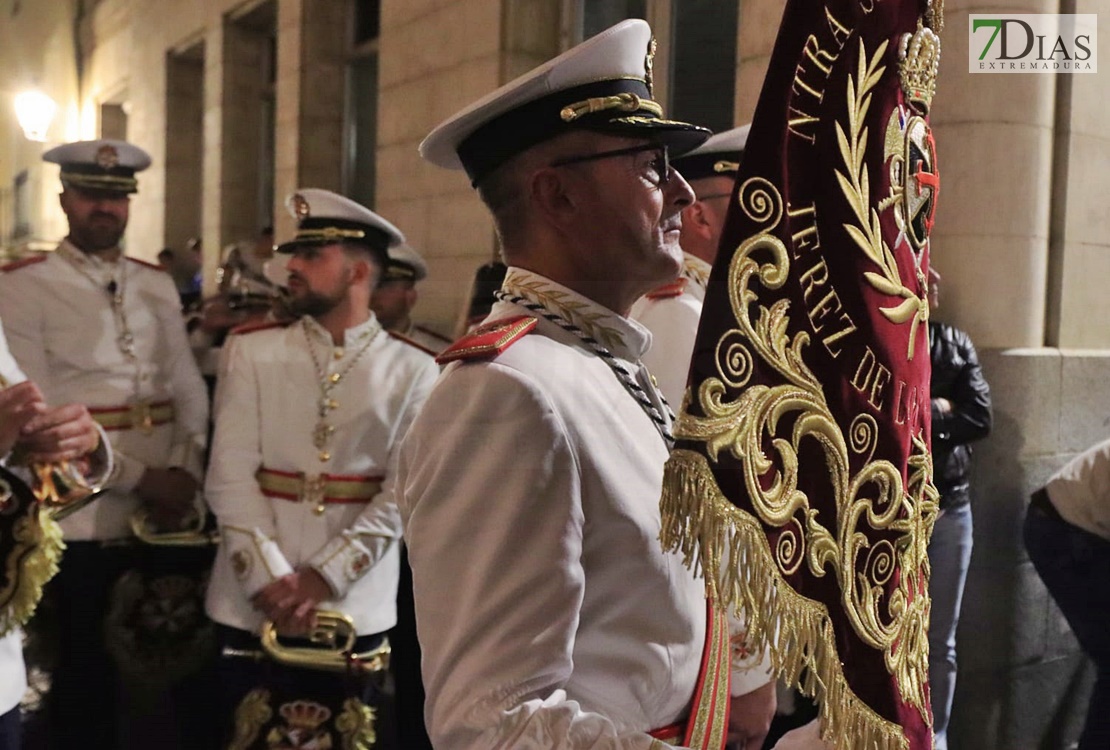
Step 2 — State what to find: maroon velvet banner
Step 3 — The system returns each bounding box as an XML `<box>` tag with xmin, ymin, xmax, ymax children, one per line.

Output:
<box><xmin>660</xmin><ymin>2</ymin><xmax>943</xmax><ymax>748</ymax></box>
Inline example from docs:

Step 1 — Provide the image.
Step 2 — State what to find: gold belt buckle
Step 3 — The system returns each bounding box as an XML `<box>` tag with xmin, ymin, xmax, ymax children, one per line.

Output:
<box><xmin>130</xmin><ymin>401</ymin><xmax>154</xmax><ymax>435</ymax></box>
<box><xmin>301</xmin><ymin>474</ymin><xmax>328</xmax><ymax>515</ymax></box>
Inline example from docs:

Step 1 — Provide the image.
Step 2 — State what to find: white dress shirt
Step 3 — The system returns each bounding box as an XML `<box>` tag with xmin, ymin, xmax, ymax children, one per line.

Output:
<box><xmin>399</xmin><ymin>268</ymin><xmax>732</xmax><ymax>749</ymax></box>
<box><xmin>0</xmin><ymin>242</ymin><xmax>208</xmax><ymax>540</ymax></box>
<box><xmin>204</xmin><ymin>315</ymin><xmax>438</xmax><ymax>635</ymax></box>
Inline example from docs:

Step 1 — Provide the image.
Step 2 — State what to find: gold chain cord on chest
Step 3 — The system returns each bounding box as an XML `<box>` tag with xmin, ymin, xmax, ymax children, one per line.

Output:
<box><xmin>302</xmin><ymin>318</ymin><xmax>382</xmax><ymax>461</ymax></box>
<box><xmin>494</xmin><ymin>289</ymin><xmax>675</xmax><ymax>448</ymax></box>
<box><xmin>57</xmin><ymin>245</ymin><xmax>145</xmax><ymax>403</ymax></box>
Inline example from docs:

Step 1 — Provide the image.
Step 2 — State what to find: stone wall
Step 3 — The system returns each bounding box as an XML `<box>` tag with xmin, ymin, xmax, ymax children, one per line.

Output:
<box><xmin>951</xmin><ymin>348</ymin><xmax>1106</xmax><ymax>748</ymax></box>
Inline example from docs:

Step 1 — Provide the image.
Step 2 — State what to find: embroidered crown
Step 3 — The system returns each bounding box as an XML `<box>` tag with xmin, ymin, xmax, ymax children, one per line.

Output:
<box><xmin>279</xmin><ymin>700</ymin><xmax>332</xmax><ymax>730</ymax></box>
<box><xmin>899</xmin><ymin>23</ymin><xmax>940</xmax><ymax>114</ymax></box>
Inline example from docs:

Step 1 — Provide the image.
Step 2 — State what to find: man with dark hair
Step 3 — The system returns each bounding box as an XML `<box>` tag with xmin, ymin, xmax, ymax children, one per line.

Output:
<box><xmin>204</xmin><ymin>188</ymin><xmax>438</xmax><ymax>747</ymax></box>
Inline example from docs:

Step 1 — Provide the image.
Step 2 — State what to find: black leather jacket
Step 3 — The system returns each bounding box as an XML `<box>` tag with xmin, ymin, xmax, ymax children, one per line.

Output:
<box><xmin>929</xmin><ymin>321</ymin><xmax>992</xmax><ymax>509</ymax></box>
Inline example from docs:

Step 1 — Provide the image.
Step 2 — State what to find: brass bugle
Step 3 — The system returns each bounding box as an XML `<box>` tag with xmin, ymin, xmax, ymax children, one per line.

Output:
<box><xmin>260</xmin><ymin>610</ymin><xmax>390</xmax><ymax>674</ymax></box>
<box><xmin>0</xmin><ymin>373</ymin><xmax>103</xmax><ymax>520</ymax></box>
<box><xmin>130</xmin><ymin>507</ymin><xmax>220</xmax><ymax>546</ymax></box>
<box><xmin>33</xmin><ymin>460</ymin><xmax>102</xmax><ymax>521</ymax></box>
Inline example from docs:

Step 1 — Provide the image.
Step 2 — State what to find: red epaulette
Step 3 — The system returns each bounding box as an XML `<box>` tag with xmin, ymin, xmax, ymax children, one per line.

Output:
<box><xmin>229</xmin><ymin>320</ymin><xmax>289</xmax><ymax>336</ymax></box>
<box><xmin>387</xmin><ymin>330</ymin><xmax>438</xmax><ymax>357</ymax></box>
<box><xmin>436</xmin><ymin>315</ymin><xmax>537</xmax><ymax>365</ymax></box>
<box><xmin>645</xmin><ymin>277</ymin><xmax>688</xmax><ymax>299</ymax></box>
<box><xmin>126</xmin><ymin>256</ymin><xmax>165</xmax><ymax>271</ymax></box>
<box><xmin>0</xmin><ymin>254</ymin><xmax>47</xmax><ymax>273</ymax></box>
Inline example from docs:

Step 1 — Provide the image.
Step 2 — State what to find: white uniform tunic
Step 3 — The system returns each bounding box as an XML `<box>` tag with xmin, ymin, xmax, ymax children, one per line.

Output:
<box><xmin>630</xmin><ymin>253</ymin><xmax>711</xmax><ymax>409</ymax></box>
<box><xmin>398</xmin><ymin>268</ymin><xmax>708</xmax><ymax>749</ymax></box>
<box><xmin>0</xmin><ymin>242</ymin><xmax>209</xmax><ymax>540</ymax></box>
<box><xmin>204</xmin><ymin>315</ymin><xmax>438</xmax><ymax>635</ymax></box>
<box><xmin>632</xmin><ymin>254</ymin><xmax>773</xmax><ymax>693</ymax></box>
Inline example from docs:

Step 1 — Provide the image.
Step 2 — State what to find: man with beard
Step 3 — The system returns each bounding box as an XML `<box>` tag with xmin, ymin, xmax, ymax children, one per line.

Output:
<box><xmin>0</xmin><ymin>139</ymin><xmax>210</xmax><ymax>748</ymax></box>
<box><xmin>204</xmin><ymin>189</ymin><xmax>438</xmax><ymax>748</ymax></box>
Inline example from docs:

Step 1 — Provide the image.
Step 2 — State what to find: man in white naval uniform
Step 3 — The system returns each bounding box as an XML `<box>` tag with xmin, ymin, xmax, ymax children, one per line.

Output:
<box><xmin>631</xmin><ymin>124</ymin><xmax>750</xmax><ymax>408</ymax></box>
<box><xmin>398</xmin><ymin>21</ymin><xmax>774</xmax><ymax>750</ymax></box>
<box><xmin>371</xmin><ymin>243</ymin><xmax>452</xmax><ymax>355</ymax></box>
<box><xmin>204</xmin><ymin>189</ymin><xmax>438</xmax><ymax>746</ymax></box>
<box><xmin>0</xmin><ymin>319</ymin><xmax>112</xmax><ymax>750</ymax></box>
<box><xmin>0</xmin><ymin>139</ymin><xmax>209</xmax><ymax>748</ymax></box>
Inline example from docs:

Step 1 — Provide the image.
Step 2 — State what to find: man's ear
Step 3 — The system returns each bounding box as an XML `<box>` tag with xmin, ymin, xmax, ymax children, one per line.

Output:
<box><xmin>530</xmin><ymin>167</ymin><xmax>579</xmax><ymax>228</ymax></box>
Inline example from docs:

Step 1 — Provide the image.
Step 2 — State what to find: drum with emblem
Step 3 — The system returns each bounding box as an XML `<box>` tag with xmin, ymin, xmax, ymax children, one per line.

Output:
<box><xmin>0</xmin><ymin>465</ymin><xmax>63</xmax><ymax>638</ymax></box>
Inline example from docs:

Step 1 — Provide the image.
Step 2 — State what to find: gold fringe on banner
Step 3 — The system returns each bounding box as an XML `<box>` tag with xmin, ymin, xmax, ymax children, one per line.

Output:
<box><xmin>0</xmin><ymin>506</ymin><xmax>65</xmax><ymax>637</ymax></box>
<box><xmin>660</xmin><ymin>448</ymin><xmax>910</xmax><ymax>750</ymax></box>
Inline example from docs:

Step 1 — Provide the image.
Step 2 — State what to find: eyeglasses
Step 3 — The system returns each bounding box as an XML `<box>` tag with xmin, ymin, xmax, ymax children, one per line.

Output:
<box><xmin>549</xmin><ymin>143</ymin><xmax>671</xmax><ymax>186</ymax></box>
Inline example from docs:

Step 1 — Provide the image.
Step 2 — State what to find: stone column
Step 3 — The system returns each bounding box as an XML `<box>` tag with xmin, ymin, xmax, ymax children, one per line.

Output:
<box><xmin>273</xmin><ymin>0</ymin><xmax>346</xmax><ymax>243</ymax></box>
<box><xmin>375</xmin><ymin>0</ymin><xmax>506</xmax><ymax>336</ymax></box>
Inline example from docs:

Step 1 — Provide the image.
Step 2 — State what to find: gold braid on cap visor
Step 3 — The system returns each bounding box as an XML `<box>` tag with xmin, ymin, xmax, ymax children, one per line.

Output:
<box><xmin>559</xmin><ymin>92</ymin><xmax>664</xmax><ymax>123</ymax></box>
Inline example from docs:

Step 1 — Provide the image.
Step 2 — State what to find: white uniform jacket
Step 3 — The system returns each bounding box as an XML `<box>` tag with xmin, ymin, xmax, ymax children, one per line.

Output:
<box><xmin>0</xmin><ymin>242</ymin><xmax>208</xmax><ymax>540</ymax></box>
<box><xmin>630</xmin><ymin>253</ymin><xmax>710</xmax><ymax>409</ymax></box>
<box><xmin>632</xmin><ymin>254</ymin><xmax>773</xmax><ymax>695</ymax></box>
<box><xmin>204</xmin><ymin>315</ymin><xmax>438</xmax><ymax>636</ymax></box>
<box><xmin>398</xmin><ymin>268</ymin><xmax>763</xmax><ymax>750</ymax></box>
<box><xmin>0</xmin><ymin>318</ymin><xmax>112</xmax><ymax>714</ymax></box>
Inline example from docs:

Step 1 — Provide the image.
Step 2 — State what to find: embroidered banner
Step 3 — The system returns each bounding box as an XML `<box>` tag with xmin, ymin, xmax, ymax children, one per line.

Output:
<box><xmin>660</xmin><ymin>1</ymin><xmax>942</xmax><ymax>748</ymax></box>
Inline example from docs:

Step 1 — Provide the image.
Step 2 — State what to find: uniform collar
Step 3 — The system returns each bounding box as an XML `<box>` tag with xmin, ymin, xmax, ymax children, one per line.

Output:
<box><xmin>57</xmin><ymin>238</ymin><xmax>121</xmax><ymax>270</ymax></box>
<box><xmin>300</xmin><ymin>314</ymin><xmax>382</xmax><ymax>348</ymax></box>
<box><xmin>499</xmin><ymin>267</ymin><xmax>651</xmax><ymax>361</ymax></box>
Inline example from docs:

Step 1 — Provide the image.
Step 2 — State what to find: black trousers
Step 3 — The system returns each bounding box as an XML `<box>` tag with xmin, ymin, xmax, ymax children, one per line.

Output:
<box><xmin>39</xmin><ymin>541</ymin><xmax>219</xmax><ymax>750</ymax></box>
<box><xmin>0</xmin><ymin>706</ymin><xmax>20</xmax><ymax>750</ymax></box>
<box><xmin>1025</xmin><ymin>490</ymin><xmax>1110</xmax><ymax>750</ymax></box>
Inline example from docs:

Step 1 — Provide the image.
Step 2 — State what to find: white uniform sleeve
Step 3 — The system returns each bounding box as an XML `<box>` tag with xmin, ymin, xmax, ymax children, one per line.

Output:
<box><xmin>398</xmin><ymin>362</ymin><xmax>676</xmax><ymax>750</ymax></box>
<box><xmin>151</xmin><ymin>273</ymin><xmax>209</xmax><ymax>481</ymax></box>
<box><xmin>728</xmin><ymin>611</ymin><xmax>774</xmax><ymax>696</ymax></box>
<box><xmin>206</xmin><ymin>338</ymin><xmax>293</xmax><ymax>597</ymax></box>
<box><xmin>307</xmin><ymin>356</ymin><xmax>439</xmax><ymax>598</ymax></box>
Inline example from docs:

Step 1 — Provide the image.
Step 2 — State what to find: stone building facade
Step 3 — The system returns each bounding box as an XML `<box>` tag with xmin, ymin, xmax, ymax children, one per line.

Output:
<box><xmin>1</xmin><ymin>0</ymin><xmax>1108</xmax><ymax>746</ymax></box>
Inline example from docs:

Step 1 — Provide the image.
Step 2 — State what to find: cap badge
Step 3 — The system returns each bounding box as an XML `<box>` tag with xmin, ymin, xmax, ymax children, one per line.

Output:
<box><xmin>644</xmin><ymin>37</ymin><xmax>658</xmax><ymax>98</ymax></box>
<box><xmin>96</xmin><ymin>145</ymin><xmax>119</xmax><ymax>169</ymax></box>
<box><xmin>291</xmin><ymin>193</ymin><xmax>311</xmax><ymax>219</ymax></box>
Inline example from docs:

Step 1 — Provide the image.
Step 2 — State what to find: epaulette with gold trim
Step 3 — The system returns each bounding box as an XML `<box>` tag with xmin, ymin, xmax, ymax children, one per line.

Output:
<box><xmin>0</xmin><ymin>254</ymin><xmax>47</xmax><ymax>273</ymax></box>
<box><xmin>229</xmin><ymin>320</ymin><xmax>289</xmax><ymax>336</ymax></box>
<box><xmin>436</xmin><ymin>315</ymin><xmax>537</xmax><ymax>365</ymax></box>
<box><xmin>387</xmin><ymin>330</ymin><xmax>437</xmax><ymax>357</ymax></box>
<box><xmin>126</xmin><ymin>256</ymin><xmax>165</xmax><ymax>271</ymax></box>
<box><xmin>645</xmin><ymin>277</ymin><xmax>688</xmax><ymax>299</ymax></box>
